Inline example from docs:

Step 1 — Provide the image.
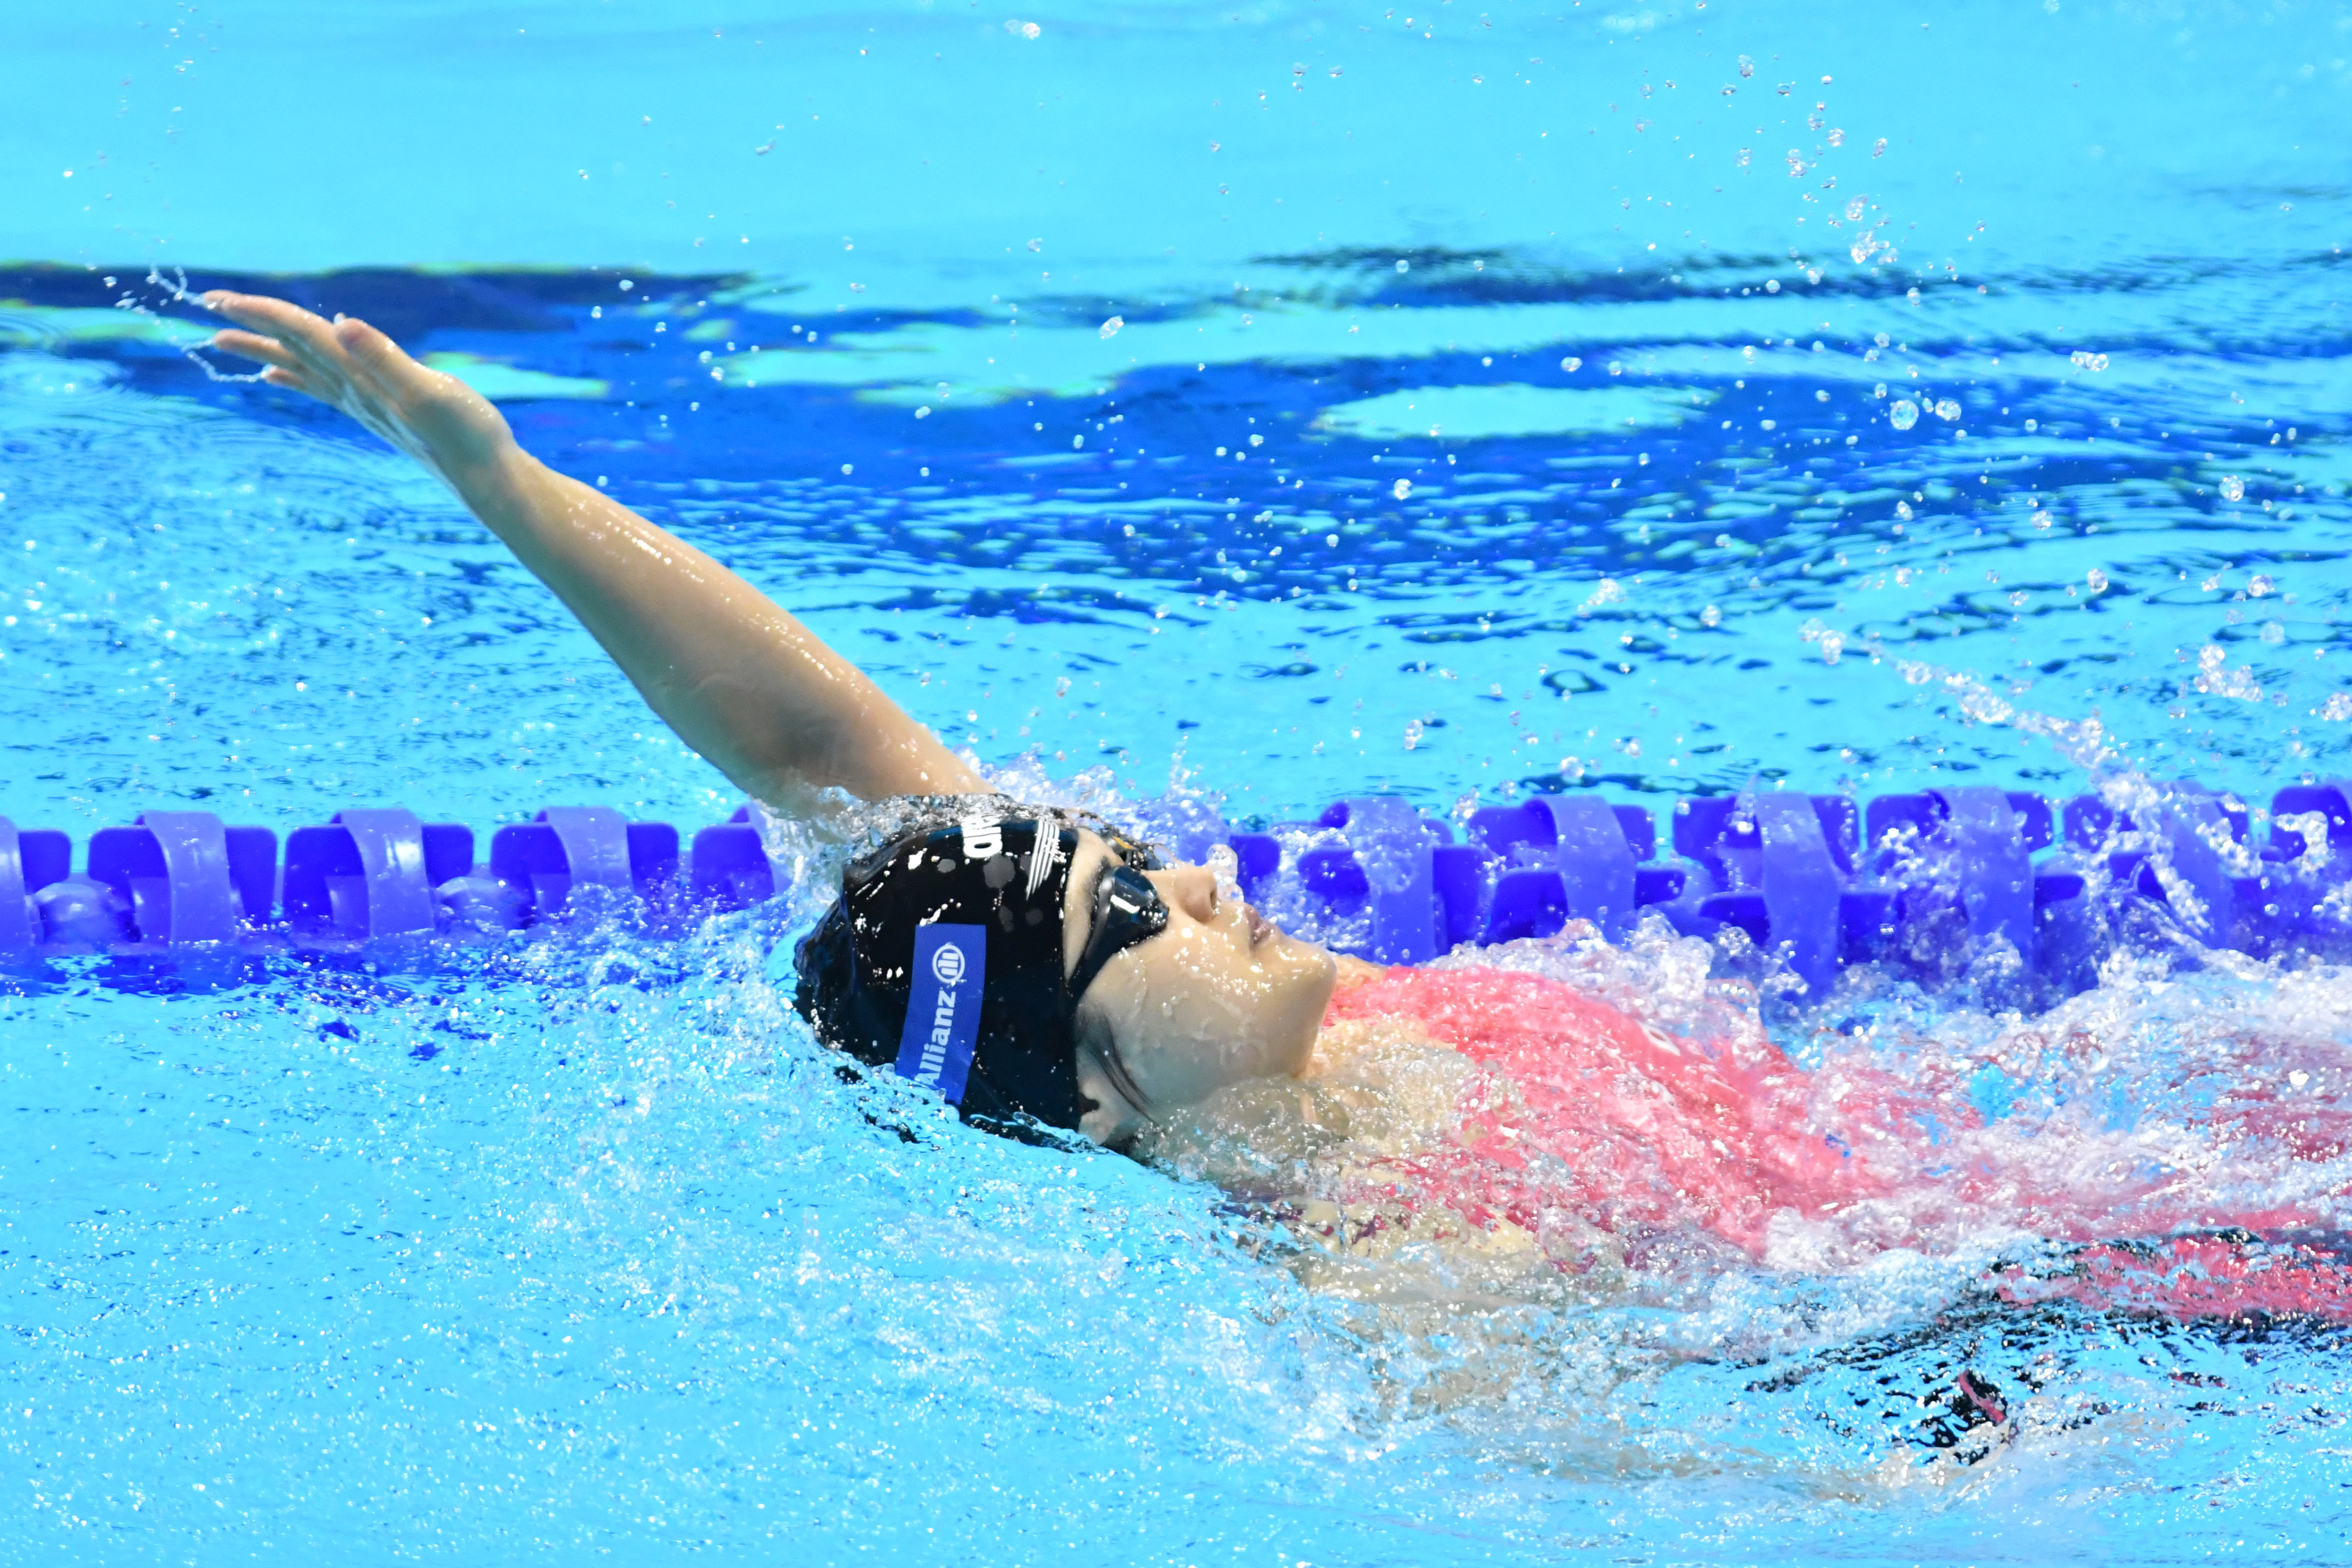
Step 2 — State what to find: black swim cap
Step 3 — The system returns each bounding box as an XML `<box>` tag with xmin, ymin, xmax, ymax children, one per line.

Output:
<box><xmin>792</xmin><ymin>809</ymin><xmax>1166</xmax><ymax>1134</ymax></box>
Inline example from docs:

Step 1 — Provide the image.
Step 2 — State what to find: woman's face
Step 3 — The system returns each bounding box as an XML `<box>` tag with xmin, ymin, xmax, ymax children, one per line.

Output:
<box><xmin>1059</xmin><ymin>830</ymin><xmax>1336</xmax><ymax>1146</ymax></box>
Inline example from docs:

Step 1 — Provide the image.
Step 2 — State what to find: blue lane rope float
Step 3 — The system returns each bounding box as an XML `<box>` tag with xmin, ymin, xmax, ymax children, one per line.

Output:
<box><xmin>1</xmin><ymin>783</ymin><xmax>2346</xmax><ymax>1001</ymax></box>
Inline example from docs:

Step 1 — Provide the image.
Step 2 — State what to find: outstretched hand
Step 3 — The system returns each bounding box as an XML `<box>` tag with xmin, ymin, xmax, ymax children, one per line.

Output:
<box><xmin>205</xmin><ymin>292</ymin><xmax>516</xmax><ymax>486</ymax></box>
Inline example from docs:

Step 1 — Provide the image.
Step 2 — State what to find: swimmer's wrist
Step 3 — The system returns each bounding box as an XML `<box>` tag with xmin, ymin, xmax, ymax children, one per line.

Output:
<box><xmin>433</xmin><ymin>431</ymin><xmax>531</xmax><ymax>492</ymax></box>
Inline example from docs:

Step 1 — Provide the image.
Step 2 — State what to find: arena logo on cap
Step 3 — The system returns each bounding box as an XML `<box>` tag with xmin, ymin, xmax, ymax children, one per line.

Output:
<box><xmin>894</xmin><ymin>923</ymin><xmax>985</xmax><ymax>1102</ymax></box>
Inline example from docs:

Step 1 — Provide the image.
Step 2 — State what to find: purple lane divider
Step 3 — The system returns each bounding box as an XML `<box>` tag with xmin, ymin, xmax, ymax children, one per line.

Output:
<box><xmin>85</xmin><ymin>811</ymin><xmax>274</xmax><ymax>945</ymax></box>
<box><xmin>2065</xmin><ymin>783</ymin><xmax>2255</xmax><ymax>943</ymax></box>
<box><xmin>490</xmin><ymin>807</ymin><xmax>679</xmax><ymax>923</ymax></box>
<box><xmin>0</xmin><ymin>818</ymin><xmax>70</xmax><ymax>954</ymax></box>
<box><xmin>1677</xmin><ymin>792</ymin><xmax>1854</xmax><ymax>1000</ymax></box>
<box><xmin>1313</xmin><ymin>798</ymin><xmax>1451</xmax><ymax>965</ymax></box>
<box><xmin>285</xmin><ymin>809</ymin><xmax>473</xmax><ymax>940</ymax></box>
<box><xmin>689</xmin><ymin>805</ymin><xmax>791</xmax><ymax>912</ymax></box>
<box><xmin>1867</xmin><ymin>788</ymin><xmax>2048</xmax><ymax>966</ymax></box>
<box><xmin>1431</xmin><ymin>843</ymin><xmax>1485</xmax><ymax>949</ymax></box>
<box><xmin>1481</xmin><ymin>794</ymin><xmax>1642</xmax><ymax>940</ymax></box>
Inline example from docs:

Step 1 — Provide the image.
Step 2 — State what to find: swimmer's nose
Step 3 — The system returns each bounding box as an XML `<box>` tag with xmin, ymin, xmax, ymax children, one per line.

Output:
<box><xmin>1152</xmin><ymin>863</ymin><xmax>1221</xmax><ymax>926</ymax></box>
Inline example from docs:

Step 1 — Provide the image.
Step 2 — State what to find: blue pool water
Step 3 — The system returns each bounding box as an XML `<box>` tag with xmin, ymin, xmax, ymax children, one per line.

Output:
<box><xmin>5</xmin><ymin>2</ymin><xmax>2352</xmax><ymax>1561</ymax></box>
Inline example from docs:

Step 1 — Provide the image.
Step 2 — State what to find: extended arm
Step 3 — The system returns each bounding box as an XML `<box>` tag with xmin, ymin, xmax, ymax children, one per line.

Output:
<box><xmin>206</xmin><ymin>292</ymin><xmax>984</xmax><ymax>813</ymax></box>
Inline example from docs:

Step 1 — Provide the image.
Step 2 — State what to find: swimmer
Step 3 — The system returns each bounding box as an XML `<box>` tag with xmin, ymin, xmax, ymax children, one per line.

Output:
<box><xmin>205</xmin><ymin>295</ymin><xmax>2352</xmax><ymax>1327</ymax></box>
<box><xmin>205</xmin><ymin>290</ymin><xmax>1354</xmax><ymax>1147</ymax></box>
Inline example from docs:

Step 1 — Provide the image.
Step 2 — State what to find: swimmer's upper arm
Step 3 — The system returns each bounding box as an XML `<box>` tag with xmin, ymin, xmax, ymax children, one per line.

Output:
<box><xmin>205</xmin><ymin>290</ymin><xmax>984</xmax><ymax>812</ymax></box>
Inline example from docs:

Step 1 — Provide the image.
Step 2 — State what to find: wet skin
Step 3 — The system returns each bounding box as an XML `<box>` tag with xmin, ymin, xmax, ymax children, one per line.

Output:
<box><xmin>204</xmin><ymin>294</ymin><xmax>1342</xmax><ymax>1147</ymax></box>
<box><xmin>1058</xmin><ymin>831</ymin><xmax>1342</xmax><ymax>1147</ymax></box>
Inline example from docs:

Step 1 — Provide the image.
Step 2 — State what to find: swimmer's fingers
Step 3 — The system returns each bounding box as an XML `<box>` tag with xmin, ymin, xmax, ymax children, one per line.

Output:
<box><xmin>202</xmin><ymin>290</ymin><xmax>340</xmax><ymax>359</ymax></box>
<box><xmin>259</xmin><ymin>365</ymin><xmax>317</xmax><ymax>396</ymax></box>
<box><xmin>209</xmin><ymin>328</ymin><xmax>303</xmax><ymax>374</ymax></box>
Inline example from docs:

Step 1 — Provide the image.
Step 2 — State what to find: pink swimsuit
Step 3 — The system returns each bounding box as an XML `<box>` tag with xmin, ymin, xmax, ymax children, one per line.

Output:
<box><xmin>1324</xmin><ymin>965</ymin><xmax>2352</xmax><ymax>1321</ymax></box>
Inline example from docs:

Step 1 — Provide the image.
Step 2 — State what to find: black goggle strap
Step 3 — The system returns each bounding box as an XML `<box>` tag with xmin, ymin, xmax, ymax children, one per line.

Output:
<box><xmin>1066</xmin><ymin>811</ymin><xmax>1164</xmax><ymax>873</ymax></box>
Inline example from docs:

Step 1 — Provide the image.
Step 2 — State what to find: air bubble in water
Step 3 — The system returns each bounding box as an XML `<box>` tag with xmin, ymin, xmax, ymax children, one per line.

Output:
<box><xmin>1700</xmin><ymin>604</ymin><xmax>1722</xmax><ymax>627</ymax></box>
<box><xmin>2250</xmin><ymin>574</ymin><xmax>2275</xmax><ymax>597</ymax></box>
<box><xmin>1738</xmin><ymin>54</ymin><xmax>1754</xmax><ymax>76</ymax></box>
<box><xmin>1933</xmin><ymin>398</ymin><xmax>1961</xmax><ymax>420</ymax></box>
<box><xmin>2087</xmin><ymin>568</ymin><xmax>2108</xmax><ymax>593</ymax></box>
<box><xmin>1099</xmin><ymin>316</ymin><xmax>1124</xmax><ymax>339</ymax></box>
<box><xmin>2220</xmin><ymin>475</ymin><xmax>2245</xmax><ymax>501</ymax></box>
<box><xmin>1889</xmin><ymin>399</ymin><xmax>1919</xmax><ymax>431</ymax></box>
<box><xmin>1560</xmin><ymin>356</ymin><xmax>1581</xmax><ymax>371</ymax></box>
<box><xmin>1393</xmin><ymin>478</ymin><xmax>1413</xmax><ymax>500</ymax></box>
<box><xmin>1765</xmin><ymin>279</ymin><xmax>1781</xmax><ymax>293</ymax></box>
<box><xmin>1396</xmin><ymin>259</ymin><xmax>1411</xmax><ymax>273</ymax></box>
<box><xmin>1820</xmin><ymin>630</ymin><xmax>1844</xmax><ymax>664</ymax></box>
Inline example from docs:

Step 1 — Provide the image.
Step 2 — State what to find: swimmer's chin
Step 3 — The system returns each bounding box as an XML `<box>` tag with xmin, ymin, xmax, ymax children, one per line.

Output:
<box><xmin>1273</xmin><ymin>939</ymin><xmax>1341</xmax><ymax>1079</ymax></box>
